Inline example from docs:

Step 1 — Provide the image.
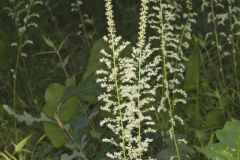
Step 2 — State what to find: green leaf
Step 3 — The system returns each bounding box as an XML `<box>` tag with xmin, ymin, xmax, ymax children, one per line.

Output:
<box><xmin>82</xmin><ymin>39</ymin><xmax>109</xmax><ymax>80</ymax></box>
<box><xmin>184</xmin><ymin>50</ymin><xmax>199</xmax><ymax>91</ymax></box>
<box><xmin>62</xmin><ymin>55</ymin><xmax>70</xmax><ymax>68</ymax></box>
<box><xmin>45</xmin><ymin>83</ymin><xmax>65</xmax><ymax>104</ymax></box>
<box><xmin>3</xmin><ymin>105</ymin><xmax>52</xmax><ymax>125</ymax></box>
<box><xmin>65</xmin><ymin>75</ymin><xmax>76</xmax><ymax>87</ymax></box>
<box><xmin>58</xmin><ymin>96</ymin><xmax>80</xmax><ymax>123</ymax></box>
<box><xmin>43</xmin><ymin>122</ymin><xmax>67</xmax><ymax>148</ymax></box>
<box><xmin>42</xmin><ymin>83</ymin><xmax>80</xmax><ymax>148</ymax></box>
<box><xmin>58</xmin><ymin>36</ymin><xmax>69</xmax><ymax>52</ymax></box>
<box><xmin>198</xmin><ymin>120</ymin><xmax>240</xmax><ymax>160</ymax></box>
<box><xmin>195</xmin><ymin>129</ymin><xmax>210</xmax><ymax>145</ymax></box>
<box><xmin>216</xmin><ymin>121</ymin><xmax>240</xmax><ymax>146</ymax></box>
<box><xmin>14</xmin><ymin>136</ymin><xmax>31</xmax><ymax>153</ymax></box>
<box><xmin>62</xmin><ymin>74</ymin><xmax>100</xmax><ymax>105</ymax></box>
<box><xmin>43</xmin><ymin>36</ymin><xmax>55</xmax><ymax>49</ymax></box>
<box><xmin>42</xmin><ymin>83</ymin><xmax>65</xmax><ymax>117</ymax></box>
<box><xmin>204</xmin><ymin>110</ymin><xmax>225</xmax><ymax>128</ymax></box>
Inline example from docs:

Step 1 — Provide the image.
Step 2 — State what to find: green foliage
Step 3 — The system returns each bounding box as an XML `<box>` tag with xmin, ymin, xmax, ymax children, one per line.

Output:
<box><xmin>42</xmin><ymin>83</ymin><xmax>80</xmax><ymax>148</ymax></box>
<box><xmin>198</xmin><ymin>120</ymin><xmax>240</xmax><ymax>160</ymax></box>
<box><xmin>184</xmin><ymin>50</ymin><xmax>199</xmax><ymax>91</ymax></box>
<box><xmin>83</xmin><ymin>39</ymin><xmax>108</xmax><ymax>80</ymax></box>
<box><xmin>13</xmin><ymin>136</ymin><xmax>31</xmax><ymax>153</ymax></box>
<box><xmin>43</xmin><ymin>122</ymin><xmax>67</xmax><ymax>148</ymax></box>
<box><xmin>2</xmin><ymin>105</ymin><xmax>51</xmax><ymax>125</ymax></box>
<box><xmin>0</xmin><ymin>136</ymin><xmax>31</xmax><ymax>160</ymax></box>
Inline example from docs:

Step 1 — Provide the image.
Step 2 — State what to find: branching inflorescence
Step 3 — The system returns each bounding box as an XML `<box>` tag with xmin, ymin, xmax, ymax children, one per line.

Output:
<box><xmin>4</xmin><ymin>0</ymin><xmax>43</xmax><ymax>141</ymax></box>
<box><xmin>148</xmin><ymin>0</ymin><xmax>196</xmax><ymax>159</ymax></box>
<box><xmin>4</xmin><ymin>0</ymin><xmax>43</xmax><ymax>84</ymax></box>
<box><xmin>97</xmin><ymin>0</ymin><xmax>196</xmax><ymax>159</ymax></box>
<box><xmin>202</xmin><ymin>0</ymin><xmax>240</xmax><ymax>87</ymax></box>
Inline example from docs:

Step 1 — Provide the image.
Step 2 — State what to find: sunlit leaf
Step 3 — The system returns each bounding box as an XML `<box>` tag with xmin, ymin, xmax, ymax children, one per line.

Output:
<box><xmin>14</xmin><ymin>136</ymin><xmax>31</xmax><ymax>153</ymax></box>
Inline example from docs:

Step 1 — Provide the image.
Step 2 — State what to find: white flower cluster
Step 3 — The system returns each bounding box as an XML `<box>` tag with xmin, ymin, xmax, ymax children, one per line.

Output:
<box><xmin>98</xmin><ymin>0</ymin><xmax>196</xmax><ymax>159</ymax></box>
<box><xmin>202</xmin><ymin>0</ymin><xmax>240</xmax><ymax>82</ymax></box>
<box><xmin>149</xmin><ymin>0</ymin><xmax>196</xmax><ymax>147</ymax></box>
<box><xmin>97</xmin><ymin>0</ymin><xmax>156</xmax><ymax>159</ymax></box>
<box><xmin>4</xmin><ymin>0</ymin><xmax>43</xmax><ymax>34</ymax></box>
<box><xmin>4</xmin><ymin>0</ymin><xmax>43</xmax><ymax>51</ymax></box>
<box><xmin>70</xmin><ymin>0</ymin><xmax>92</xmax><ymax>42</ymax></box>
<box><xmin>202</xmin><ymin>0</ymin><xmax>240</xmax><ymax>49</ymax></box>
<box><xmin>4</xmin><ymin>0</ymin><xmax>43</xmax><ymax>80</ymax></box>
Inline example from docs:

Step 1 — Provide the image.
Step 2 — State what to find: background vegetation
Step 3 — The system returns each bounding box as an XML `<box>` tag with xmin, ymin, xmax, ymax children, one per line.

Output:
<box><xmin>0</xmin><ymin>0</ymin><xmax>240</xmax><ymax>159</ymax></box>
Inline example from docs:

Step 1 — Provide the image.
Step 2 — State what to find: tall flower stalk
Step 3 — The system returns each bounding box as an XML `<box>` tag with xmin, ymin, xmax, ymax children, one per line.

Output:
<box><xmin>98</xmin><ymin>0</ymin><xmax>195</xmax><ymax>159</ymax></box>
<box><xmin>202</xmin><ymin>0</ymin><xmax>240</xmax><ymax>89</ymax></box>
<box><xmin>4</xmin><ymin>0</ymin><xmax>43</xmax><ymax>142</ymax></box>
<box><xmin>148</xmin><ymin>0</ymin><xmax>196</xmax><ymax>159</ymax></box>
<box><xmin>97</xmin><ymin>0</ymin><xmax>156</xmax><ymax>159</ymax></box>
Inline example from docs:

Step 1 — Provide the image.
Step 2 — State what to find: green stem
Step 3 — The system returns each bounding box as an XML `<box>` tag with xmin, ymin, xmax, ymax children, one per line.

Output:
<box><xmin>159</xmin><ymin>1</ymin><xmax>180</xmax><ymax>159</ymax></box>
<box><xmin>12</xmin><ymin>0</ymin><xmax>35</xmax><ymax>143</ymax></box>
<box><xmin>30</xmin><ymin>134</ymin><xmax>46</xmax><ymax>160</ymax></box>
<box><xmin>228</xmin><ymin>5</ymin><xmax>239</xmax><ymax>92</ymax></box>
<box><xmin>4</xmin><ymin>151</ymin><xmax>17</xmax><ymax>160</ymax></box>
<box><xmin>110</xmin><ymin>34</ymin><xmax>127</xmax><ymax>159</ymax></box>
<box><xmin>77</xmin><ymin>4</ymin><xmax>91</xmax><ymax>47</ymax></box>
<box><xmin>0</xmin><ymin>153</ymin><xmax>11</xmax><ymax>160</ymax></box>
<box><xmin>210</xmin><ymin>0</ymin><xmax>225</xmax><ymax>87</ymax></box>
<box><xmin>53</xmin><ymin>46</ymin><xmax>69</xmax><ymax>79</ymax></box>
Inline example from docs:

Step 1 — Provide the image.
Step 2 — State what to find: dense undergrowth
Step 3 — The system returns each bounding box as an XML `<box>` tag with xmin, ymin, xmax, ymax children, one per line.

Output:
<box><xmin>0</xmin><ymin>0</ymin><xmax>240</xmax><ymax>160</ymax></box>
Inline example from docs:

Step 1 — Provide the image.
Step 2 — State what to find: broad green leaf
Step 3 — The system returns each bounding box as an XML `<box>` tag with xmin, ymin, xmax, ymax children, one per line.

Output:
<box><xmin>42</xmin><ymin>83</ymin><xmax>65</xmax><ymax>117</ymax></box>
<box><xmin>83</xmin><ymin>39</ymin><xmax>109</xmax><ymax>80</ymax></box>
<box><xmin>59</xmin><ymin>96</ymin><xmax>80</xmax><ymax>123</ymax></box>
<box><xmin>197</xmin><ymin>144</ymin><xmax>236</xmax><ymax>160</ymax></box>
<box><xmin>45</xmin><ymin>83</ymin><xmax>65</xmax><ymax>104</ymax></box>
<box><xmin>195</xmin><ymin>129</ymin><xmax>211</xmax><ymax>145</ymax></box>
<box><xmin>198</xmin><ymin>120</ymin><xmax>240</xmax><ymax>160</ymax></box>
<box><xmin>14</xmin><ymin>136</ymin><xmax>31</xmax><ymax>152</ymax></box>
<box><xmin>216</xmin><ymin>121</ymin><xmax>240</xmax><ymax>146</ymax></box>
<box><xmin>42</xmin><ymin>83</ymin><xmax>80</xmax><ymax>148</ymax></box>
<box><xmin>204</xmin><ymin>110</ymin><xmax>225</xmax><ymax>128</ymax></box>
<box><xmin>43</xmin><ymin>122</ymin><xmax>67</xmax><ymax>148</ymax></box>
<box><xmin>62</xmin><ymin>74</ymin><xmax>100</xmax><ymax>105</ymax></box>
